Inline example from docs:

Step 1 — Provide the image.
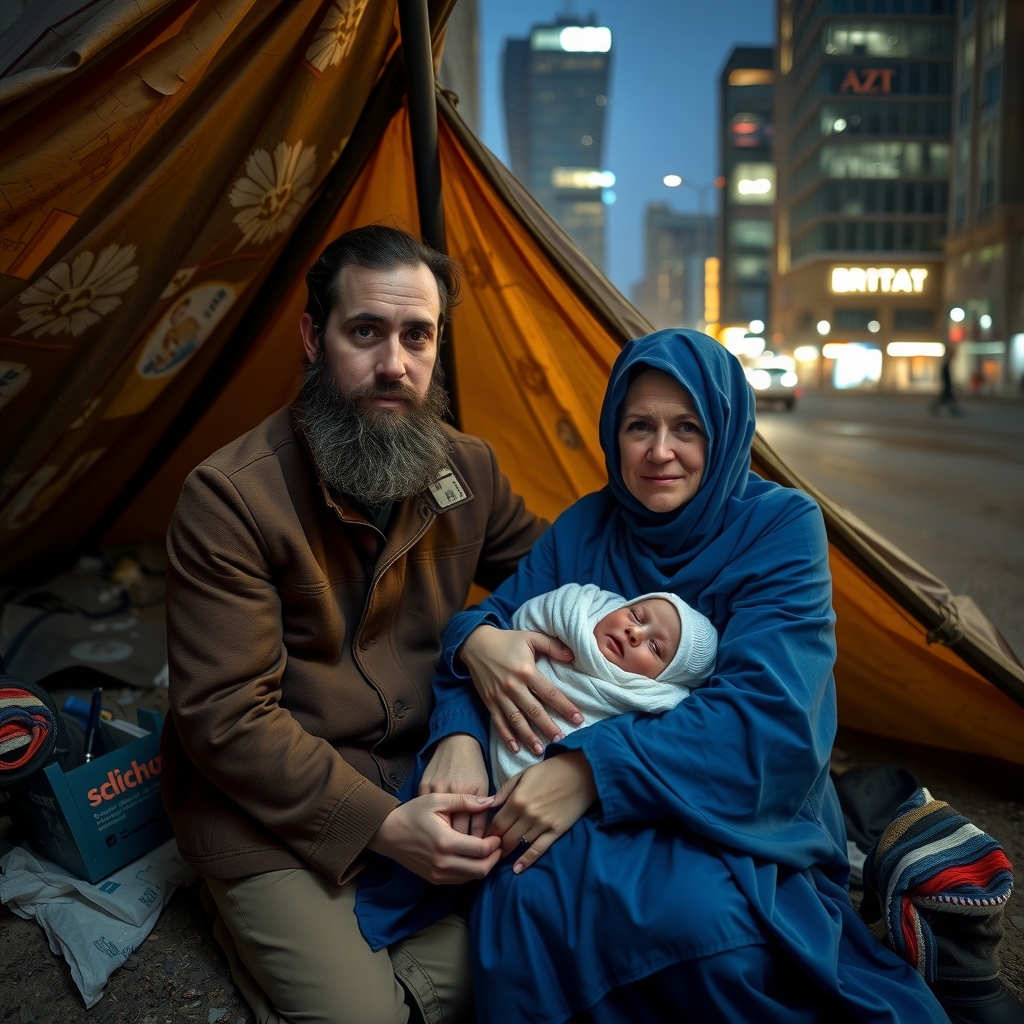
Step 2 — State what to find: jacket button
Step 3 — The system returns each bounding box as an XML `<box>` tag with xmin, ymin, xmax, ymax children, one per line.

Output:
<box><xmin>393</xmin><ymin>699</ymin><xmax>410</xmax><ymax>719</ymax></box>
<box><xmin>387</xmin><ymin>772</ymin><xmax>400</xmax><ymax>787</ymax></box>
<box><xmin>359</xmin><ymin>635</ymin><xmax>375</xmax><ymax>650</ymax></box>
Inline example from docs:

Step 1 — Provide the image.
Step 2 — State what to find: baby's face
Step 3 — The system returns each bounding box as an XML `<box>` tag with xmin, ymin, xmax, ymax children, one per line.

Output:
<box><xmin>593</xmin><ymin>598</ymin><xmax>681</xmax><ymax>679</ymax></box>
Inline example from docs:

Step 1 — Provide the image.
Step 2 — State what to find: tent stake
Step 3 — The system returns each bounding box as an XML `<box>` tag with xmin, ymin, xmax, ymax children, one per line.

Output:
<box><xmin>398</xmin><ymin>0</ymin><xmax>460</xmax><ymax>428</ymax></box>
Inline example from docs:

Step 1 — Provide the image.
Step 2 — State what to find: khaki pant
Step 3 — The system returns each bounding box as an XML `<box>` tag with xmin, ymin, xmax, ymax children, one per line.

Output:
<box><xmin>206</xmin><ymin>869</ymin><xmax>472</xmax><ymax>1024</ymax></box>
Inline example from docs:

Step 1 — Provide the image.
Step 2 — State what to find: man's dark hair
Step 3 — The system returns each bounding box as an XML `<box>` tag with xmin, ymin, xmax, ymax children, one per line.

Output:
<box><xmin>304</xmin><ymin>224</ymin><xmax>460</xmax><ymax>344</ymax></box>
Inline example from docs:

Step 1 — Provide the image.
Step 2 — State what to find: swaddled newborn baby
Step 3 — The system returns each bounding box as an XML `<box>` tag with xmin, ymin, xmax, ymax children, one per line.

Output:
<box><xmin>491</xmin><ymin>582</ymin><xmax>718</xmax><ymax>788</ymax></box>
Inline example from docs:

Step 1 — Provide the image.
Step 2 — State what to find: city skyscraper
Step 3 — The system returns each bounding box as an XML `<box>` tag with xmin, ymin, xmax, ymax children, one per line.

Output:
<box><xmin>943</xmin><ymin>0</ymin><xmax>1023</xmax><ymax>390</ymax></box>
<box><xmin>503</xmin><ymin>16</ymin><xmax>613</xmax><ymax>270</ymax></box>
<box><xmin>632</xmin><ymin>205</ymin><xmax>718</xmax><ymax>331</ymax></box>
<box><xmin>719</xmin><ymin>46</ymin><xmax>775</xmax><ymax>329</ymax></box>
<box><xmin>773</xmin><ymin>0</ymin><xmax>956</xmax><ymax>390</ymax></box>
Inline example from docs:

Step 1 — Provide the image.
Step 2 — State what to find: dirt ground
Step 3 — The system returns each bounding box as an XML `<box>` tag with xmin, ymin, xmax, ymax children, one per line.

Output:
<box><xmin>1</xmin><ymin>727</ymin><xmax>1022</xmax><ymax>1023</ymax></box>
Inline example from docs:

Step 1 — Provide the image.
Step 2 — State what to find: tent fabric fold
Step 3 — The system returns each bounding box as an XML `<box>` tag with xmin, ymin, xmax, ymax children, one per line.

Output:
<box><xmin>0</xmin><ymin>1</ymin><xmax>1022</xmax><ymax>764</ymax></box>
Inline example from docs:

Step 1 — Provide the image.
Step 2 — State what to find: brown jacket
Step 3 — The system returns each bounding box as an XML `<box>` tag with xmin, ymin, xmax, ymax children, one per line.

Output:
<box><xmin>162</xmin><ymin>406</ymin><xmax>544</xmax><ymax>882</ymax></box>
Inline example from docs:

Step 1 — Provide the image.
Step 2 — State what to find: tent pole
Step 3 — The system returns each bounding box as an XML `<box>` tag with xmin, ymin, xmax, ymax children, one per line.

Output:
<box><xmin>398</xmin><ymin>0</ymin><xmax>460</xmax><ymax>428</ymax></box>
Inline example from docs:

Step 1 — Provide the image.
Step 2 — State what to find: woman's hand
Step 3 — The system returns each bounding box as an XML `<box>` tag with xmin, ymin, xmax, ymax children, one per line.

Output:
<box><xmin>460</xmin><ymin>625</ymin><xmax>582</xmax><ymax>756</ymax></box>
<box><xmin>487</xmin><ymin>751</ymin><xmax>597</xmax><ymax>873</ymax></box>
<box><xmin>420</xmin><ymin>733</ymin><xmax>490</xmax><ymax>837</ymax></box>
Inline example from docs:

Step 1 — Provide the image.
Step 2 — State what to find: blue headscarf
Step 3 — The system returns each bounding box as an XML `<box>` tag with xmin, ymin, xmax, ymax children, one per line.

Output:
<box><xmin>600</xmin><ymin>328</ymin><xmax>756</xmax><ymax>560</ymax></box>
<box><xmin>567</xmin><ymin>329</ymin><xmax>800</xmax><ymax>626</ymax></box>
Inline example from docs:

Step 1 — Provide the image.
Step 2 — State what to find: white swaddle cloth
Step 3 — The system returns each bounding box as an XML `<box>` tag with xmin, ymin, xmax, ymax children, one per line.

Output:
<box><xmin>490</xmin><ymin>582</ymin><xmax>718</xmax><ymax>788</ymax></box>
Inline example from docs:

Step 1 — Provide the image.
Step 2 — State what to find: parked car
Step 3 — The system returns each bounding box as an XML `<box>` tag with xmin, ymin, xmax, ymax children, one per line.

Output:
<box><xmin>744</xmin><ymin>366</ymin><xmax>802</xmax><ymax>410</ymax></box>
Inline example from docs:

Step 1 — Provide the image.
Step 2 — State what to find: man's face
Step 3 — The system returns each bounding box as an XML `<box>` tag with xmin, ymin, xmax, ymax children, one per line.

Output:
<box><xmin>300</xmin><ymin>262</ymin><xmax>440</xmax><ymax>411</ymax></box>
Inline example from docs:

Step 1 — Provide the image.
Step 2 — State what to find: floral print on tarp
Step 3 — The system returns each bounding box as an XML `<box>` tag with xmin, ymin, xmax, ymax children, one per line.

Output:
<box><xmin>14</xmin><ymin>245</ymin><xmax>139</xmax><ymax>338</ymax></box>
<box><xmin>305</xmin><ymin>0</ymin><xmax>370</xmax><ymax>73</ymax></box>
<box><xmin>0</xmin><ymin>0</ymin><xmax>399</xmax><ymax>573</ymax></box>
<box><xmin>229</xmin><ymin>141</ymin><xmax>317</xmax><ymax>252</ymax></box>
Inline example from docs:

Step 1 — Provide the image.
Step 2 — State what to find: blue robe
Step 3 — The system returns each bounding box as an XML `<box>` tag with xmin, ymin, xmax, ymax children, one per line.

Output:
<box><xmin>357</xmin><ymin>330</ymin><xmax>948</xmax><ymax>1024</ymax></box>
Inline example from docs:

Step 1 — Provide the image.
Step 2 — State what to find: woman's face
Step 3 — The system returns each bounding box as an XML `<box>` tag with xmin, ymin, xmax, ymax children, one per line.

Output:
<box><xmin>617</xmin><ymin>369</ymin><xmax>707</xmax><ymax>513</ymax></box>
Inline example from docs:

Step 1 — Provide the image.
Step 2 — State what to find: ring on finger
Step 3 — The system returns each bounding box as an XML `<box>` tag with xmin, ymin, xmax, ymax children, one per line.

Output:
<box><xmin>517</xmin><ymin>835</ymin><xmax>531</xmax><ymax>848</ymax></box>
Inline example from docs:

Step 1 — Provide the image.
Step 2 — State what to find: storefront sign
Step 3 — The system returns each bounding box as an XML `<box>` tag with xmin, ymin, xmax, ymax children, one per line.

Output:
<box><xmin>830</xmin><ymin>267</ymin><xmax>928</xmax><ymax>294</ymax></box>
<box><xmin>839</xmin><ymin>68</ymin><xmax>894</xmax><ymax>93</ymax></box>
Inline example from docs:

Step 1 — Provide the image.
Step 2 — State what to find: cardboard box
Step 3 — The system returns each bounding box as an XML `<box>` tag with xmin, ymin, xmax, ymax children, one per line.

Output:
<box><xmin>20</xmin><ymin>709</ymin><xmax>173</xmax><ymax>883</ymax></box>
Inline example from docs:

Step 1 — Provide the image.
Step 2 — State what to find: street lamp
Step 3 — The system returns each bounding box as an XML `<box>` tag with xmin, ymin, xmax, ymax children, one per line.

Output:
<box><xmin>662</xmin><ymin>175</ymin><xmax>716</xmax><ymax>323</ymax></box>
<box><xmin>816</xmin><ymin>320</ymin><xmax>831</xmax><ymax>335</ymax></box>
<box><xmin>979</xmin><ymin>314</ymin><xmax>992</xmax><ymax>329</ymax></box>
<box><xmin>748</xmin><ymin>319</ymin><xmax>765</xmax><ymax>334</ymax></box>
<box><xmin>950</xmin><ymin>307</ymin><xmax>966</xmax><ymax>322</ymax></box>
<box><xmin>867</xmin><ymin>320</ymin><xmax>880</xmax><ymax>333</ymax></box>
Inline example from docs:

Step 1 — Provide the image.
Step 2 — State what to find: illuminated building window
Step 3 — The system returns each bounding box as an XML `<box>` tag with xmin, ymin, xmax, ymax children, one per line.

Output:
<box><xmin>730</xmin><ymin>219</ymin><xmax>774</xmax><ymax>248</ymax></box>
<box><xmin>821</xmin><ymin>21</ymin><xmax>954</xmax><ymax>58</ymax></box>
<box><xmin>733</xmin><ymin>256</ymin><xmax>770</xmax><ymax>281</ymax></box>
<box><xmin>728</xmin><ymin>68</ymin><xmax>774</xmax><ymax>86</ymax></box>
<box><xmin>731</xmin><ymin>163</ymin><xmax>776</xmax><ymax>204</ymax></box>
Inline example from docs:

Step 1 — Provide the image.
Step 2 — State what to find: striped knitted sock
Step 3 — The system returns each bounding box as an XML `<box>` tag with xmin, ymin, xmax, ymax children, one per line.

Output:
<box><xmin>863</xmin><ymin>787</ymin><xmax>1014</xmax><ymax>984</ymax></box>
<box><xmin>0</xmin><ymin>677</ymin><xmax>58</xmax><ymax>785</ymax></box>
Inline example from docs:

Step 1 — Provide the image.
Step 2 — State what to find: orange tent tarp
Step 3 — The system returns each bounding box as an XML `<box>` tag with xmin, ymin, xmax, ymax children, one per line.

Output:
<box><xmin>1</xmin><ymin>0</ymin><xmax>1022</xmax><ymax>763</ymax></box>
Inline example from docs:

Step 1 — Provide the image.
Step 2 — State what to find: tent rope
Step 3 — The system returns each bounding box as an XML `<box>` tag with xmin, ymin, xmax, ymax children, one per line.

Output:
<box><xmin>926</xmin><ymin>600</ymin><xmax>965</xmax><ymax>648</ymax></box>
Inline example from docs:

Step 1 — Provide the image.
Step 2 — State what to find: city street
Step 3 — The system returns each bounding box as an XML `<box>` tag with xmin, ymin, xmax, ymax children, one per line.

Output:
<box><xmin>755</xmin><ymin>391</ymin><xmax>1024</xmax><ymax>660</ymax></box>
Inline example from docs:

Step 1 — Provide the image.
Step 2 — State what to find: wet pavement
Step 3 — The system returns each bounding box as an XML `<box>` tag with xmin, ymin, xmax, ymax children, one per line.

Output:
<box><xmin>755</xmin><ymin>391</ymin><xmax>1024</xmax><ymax>659</ymax></box>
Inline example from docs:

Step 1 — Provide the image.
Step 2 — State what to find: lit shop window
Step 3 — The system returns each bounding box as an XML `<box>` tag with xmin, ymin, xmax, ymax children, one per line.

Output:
<box><xmin>886</xmin><ymin>342</ymin><xmax>945</xmax><ymax>357</ymax></box>
<box><xmin>821</xmin><ymin>343</ymin><xmax>883</xmax><ymax>389</ymax></box>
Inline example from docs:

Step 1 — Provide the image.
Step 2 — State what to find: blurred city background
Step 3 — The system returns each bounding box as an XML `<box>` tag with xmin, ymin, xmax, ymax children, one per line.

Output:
<box><xmin>430</xmin><ymin>0</ymin><xmax>1023</xmax><ymax>653</ymax></box>
<box><xmin>0</xmin><ymin>0</ymin><xmax>1020</xmax><ymax>651</ymax></box>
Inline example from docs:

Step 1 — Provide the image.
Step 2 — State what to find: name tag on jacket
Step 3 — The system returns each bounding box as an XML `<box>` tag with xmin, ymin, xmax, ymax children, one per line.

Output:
<box><xmin>426</xmin><ymin>465</ymin><xmax>473</xmax><ymax>512</ymax></box>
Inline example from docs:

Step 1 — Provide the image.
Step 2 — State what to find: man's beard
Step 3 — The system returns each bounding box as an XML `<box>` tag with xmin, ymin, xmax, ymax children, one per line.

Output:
<box><xmin>296</xmin><ymin>351</ymin><xmax>453</xmax><ymax>505</ymax></box>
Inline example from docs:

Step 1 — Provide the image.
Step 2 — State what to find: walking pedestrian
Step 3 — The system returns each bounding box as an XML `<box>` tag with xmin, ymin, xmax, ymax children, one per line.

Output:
<box><xmin>931</xmin><ymin>350</ymin><xmax>963</xmax><ymax>416</ymax></box>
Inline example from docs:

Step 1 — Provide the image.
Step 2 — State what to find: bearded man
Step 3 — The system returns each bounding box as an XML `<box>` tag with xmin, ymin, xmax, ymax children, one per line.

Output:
<box><xmin>162</xmin><ymin>226</ymin><xmax>559</xmax><ymax>1024</ymax></box>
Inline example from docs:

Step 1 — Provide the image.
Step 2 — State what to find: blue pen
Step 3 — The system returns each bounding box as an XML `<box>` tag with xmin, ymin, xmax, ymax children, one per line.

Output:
<box><xmin>83</xmin><ymin>687</ymin><xmax>103</xmax><ymax>763</ymax></box>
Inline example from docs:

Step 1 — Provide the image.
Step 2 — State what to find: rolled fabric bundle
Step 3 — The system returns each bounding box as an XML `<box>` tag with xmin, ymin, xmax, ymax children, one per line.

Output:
<box><xmin>863</xmin><ymin>787</ymin><xmax>1014</xmax><ymax>985</ymax></box>
<box><xmin>0</xmin><ymin>675</ymin><xmax>58</xmax><ymax>785</ymax></box>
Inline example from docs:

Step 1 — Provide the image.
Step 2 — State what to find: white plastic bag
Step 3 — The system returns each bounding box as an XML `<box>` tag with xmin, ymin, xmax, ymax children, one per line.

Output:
<box><xmin>0</xmin><ymin>838</ymin><xmax>195</xmax><ymax>1007</ymax></box>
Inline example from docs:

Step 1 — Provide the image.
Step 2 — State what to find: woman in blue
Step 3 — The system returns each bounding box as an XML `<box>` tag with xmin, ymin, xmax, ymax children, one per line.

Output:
<box><xmin>363</xmin><ymin>330</ymin><xmax>949</xmax><ymax>1023</ymax></box>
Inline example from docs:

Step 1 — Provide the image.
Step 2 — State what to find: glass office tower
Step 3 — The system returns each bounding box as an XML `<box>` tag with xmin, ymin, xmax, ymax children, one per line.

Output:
<box><xmin>774</xmin><ymin>0</ymin><xmax>955</xmax><ymax>390</ymax></box>
<box><xmin>632</xmin><ymin>204</ymin><xmax>718</xmax><ymax>330</ymax></box>
<box><xmin>943</xmin><ymin>0</ymin><xmax>1023</xmax><ymax>391</ymax></box>
<box><xmin>720</xmin><ymin>47</ymin><xmax>775</xmax><ymax>330</ymax></box>
<box><xmin>503</xmin><ymin>17</ymin><xmax>613</xmax><ymax>270</ymax></box>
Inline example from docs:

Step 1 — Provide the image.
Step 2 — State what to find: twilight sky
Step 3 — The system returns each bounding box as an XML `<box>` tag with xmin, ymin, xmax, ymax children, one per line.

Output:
<box><xmin>478</xmin><ymin>0</ymin><xmax>775</xmax><ymax>295</ymax></box>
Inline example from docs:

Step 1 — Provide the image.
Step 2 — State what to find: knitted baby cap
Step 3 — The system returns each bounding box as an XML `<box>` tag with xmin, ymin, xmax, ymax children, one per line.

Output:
<box><xmin>624</xmin><ymin>592</ymin><xmax>718</xmax><ymax>685</ymax></box>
